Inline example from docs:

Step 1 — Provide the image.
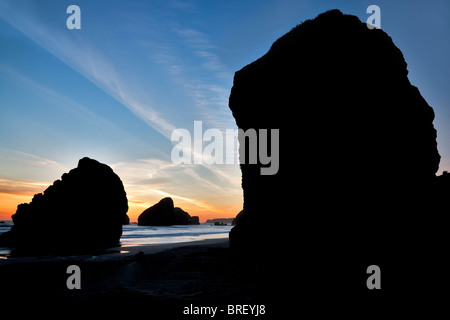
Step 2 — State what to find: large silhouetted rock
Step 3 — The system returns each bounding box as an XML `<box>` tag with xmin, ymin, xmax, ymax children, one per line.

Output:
<box><xmin>0</xmin><ymin>157</ymin><xmax>128</xmax><ymax>251</ymax></box>
<box><xmin>138</xmin><ymin>198</ymin><xmax>200</xmax><ymax>226</ymax></box>
<box><xmin>228</xmin><ymin>9</ymin><xmax>443</xmax><ymax>298</ymax></box>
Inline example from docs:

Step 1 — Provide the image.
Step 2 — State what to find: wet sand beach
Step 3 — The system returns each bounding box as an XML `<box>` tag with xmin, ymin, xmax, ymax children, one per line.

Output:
<box><xmin>0</xmin><ymin>239</ymin><xmax>269</xmax><ymax>317</ymax></box>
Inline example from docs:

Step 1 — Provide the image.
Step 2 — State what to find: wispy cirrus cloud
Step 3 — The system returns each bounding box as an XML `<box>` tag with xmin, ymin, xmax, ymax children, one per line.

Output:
<box><xmin>151</xmin><ymin>189</ymin><xmax>220</xmax><ymax>212</ymax></box>
<box><xmin>0</xmin><ymin>65</ymin><xmax>122</xmax><ymax>132</ymax></box>
<box><xmin>182</xmin><ymin>81</ymin><xmax>235</xmax><ymax>129</ymax></box>
<box><xmin>0</xmin><ymin>1</ymin><xmax>176</xmax><ymax>139</ymax></box>
<box><xmin>0</xmin><ymin>147</ymin><xmax>66</xmax><ymax>173</ymax></box>
<box><xmin>175</xmin><ymin>27</ymin><xmax>230</xmax><ymax>78</ymax></box>
<box><xmin>152</xmin><ymin>26</ymin><xmax>236</xmax><ymax>130</ymax></box>
<box><xmin>0</xmin><ymin>178</ymin><xmax>50</xmax><ymax>196</ymax></box>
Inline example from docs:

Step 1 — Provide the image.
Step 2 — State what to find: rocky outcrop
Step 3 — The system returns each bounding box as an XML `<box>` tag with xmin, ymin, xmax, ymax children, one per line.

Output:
<box><xmin>189</xmin><ymin>215</ymin><xmax>200</xmax><ymax>225</ymax></box>
<box><xmin>0</xmin><ymin>157</ymin><xmax>128</xmax><ymax>251</ymax></box>
<box><xmin>138</xmin><ymin>198</ymin><xmax>199</xmax><ymax>226</ymax></box>
<box><xmin>231</xmin><ymin>211</ymin><xmax>243</xmax><ymax>226</ymax></box>
<box><xmin>206</xmin><ymin>218</ymin><xmax>234</xmax><ymax>225</ymax></box>
<box><xmin>138</xmin><ymin>197</ymin><xmax>175</xmax><ymax>226</ymax></box>
<box><xmin>228</xmin><ymin>9</ymin><xmax>443</xmax><ymax>296</ymax></box>
<box><xmin>122</xmin><ymin>213</ymin><xmax>130</xmax><ymax>225</ymax></box>
<box><xmin>174</xmin><ymin>207</ymin><xmax>199</xmax><ymax>225</ymax></box>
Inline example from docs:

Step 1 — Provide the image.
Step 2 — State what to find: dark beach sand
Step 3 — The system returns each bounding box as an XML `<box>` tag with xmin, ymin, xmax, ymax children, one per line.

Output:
<box><xmin>0</xmin><ymin>239</ymin><xmax>271</xmax><ymax>317</ymax></box>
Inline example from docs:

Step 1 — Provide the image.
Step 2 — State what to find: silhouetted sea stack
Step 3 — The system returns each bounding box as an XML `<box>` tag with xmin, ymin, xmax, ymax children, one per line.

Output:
<box><xmin>138</xmin><ymin>197</ymin><xmax>175</xmax><ymax>226</ymax></box>
<box><xmin>0</xmin><ymin>157</ymin><xmax>128</xmax><ymax>251</ymax></box>
<box><xmin>229</xmin><ymin>9</ymin><xmax>444</xmax><ymax>296</ymax></box>
<box><xmin>138</xmin><ymin>197</ymin><xmax>200</xmax><ymax>226</ymax></box>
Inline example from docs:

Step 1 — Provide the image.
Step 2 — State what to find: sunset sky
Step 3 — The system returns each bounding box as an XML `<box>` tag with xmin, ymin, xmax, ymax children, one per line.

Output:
<box><xmin>0</xmin><ymin>0</ymin><xmax>449</xmax><ymax>222</ymax></box>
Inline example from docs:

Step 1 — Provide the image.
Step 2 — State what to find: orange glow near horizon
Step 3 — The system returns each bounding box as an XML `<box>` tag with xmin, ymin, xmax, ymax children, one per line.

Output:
<box><xmin>0</xmin><ymin>192</ymin><xmax>34</xmax><ymax>221</ymax></box>
<box><xmin>0</xmin><ymin>191</ymin><xmax>241</xmax><ymax>223</ymax></box>
<box><xmin>127</xmin><ymin>200</ymin><xmax>240</xmax><ymax>223</ymax></box>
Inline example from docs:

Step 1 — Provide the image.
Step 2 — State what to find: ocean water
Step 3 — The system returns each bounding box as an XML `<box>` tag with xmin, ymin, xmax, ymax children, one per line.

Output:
<box><xmin>0</xmin><ymin>221</ymin><xmax>232</xmax><ymax>247</ymax></box>
<box><xmin>0</xmin><ymin>221</ymin><xmax>13</xmax><ymax>235</ymax></box>
<box><xmin>121</xmin><ymin>223</ymin><xmax>232</xmax><ymax>245</ymax></box>
<box><xmin>0</xmin><ymin>221</ymin><xmax>14</xmax><ymax>257</ymax></box>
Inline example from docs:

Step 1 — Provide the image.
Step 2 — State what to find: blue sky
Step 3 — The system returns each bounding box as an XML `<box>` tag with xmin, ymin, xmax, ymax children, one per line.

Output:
<box><xmin>0</xmin><ymin>0</ymin><xmax>449</xmax><ymax>220</ymax></box>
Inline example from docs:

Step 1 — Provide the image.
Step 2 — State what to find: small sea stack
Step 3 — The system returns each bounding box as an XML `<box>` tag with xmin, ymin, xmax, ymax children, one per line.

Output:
<box><xmin>138</xmin><ymin>197</ymin><xmax>200</xmax><ymax>226</ymax></box>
